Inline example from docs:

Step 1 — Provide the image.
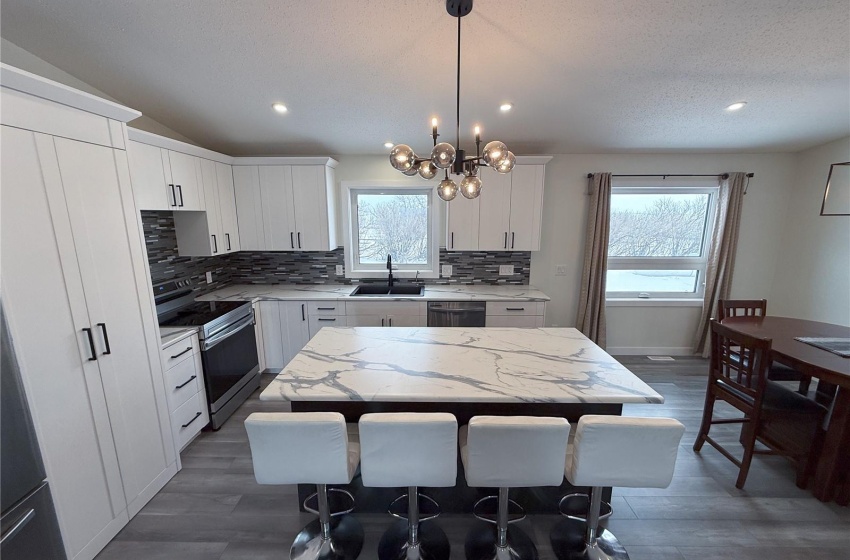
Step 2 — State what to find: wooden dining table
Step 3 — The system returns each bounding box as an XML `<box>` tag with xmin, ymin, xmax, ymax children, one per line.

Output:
<box><xmin>721</xmin><ymin>316</ymin><xmax>850</xmax><ymax>503</ymax></box>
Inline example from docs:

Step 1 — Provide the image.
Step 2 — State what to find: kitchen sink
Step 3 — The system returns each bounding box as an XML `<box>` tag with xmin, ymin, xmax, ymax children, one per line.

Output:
<box><xmin>349</xmin><ymin>284</ymin><xmax>425</xmax><ymax>297</ymax></box>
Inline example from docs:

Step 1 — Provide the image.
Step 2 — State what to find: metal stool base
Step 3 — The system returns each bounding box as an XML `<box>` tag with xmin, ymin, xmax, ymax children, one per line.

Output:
<box><xmin>291</xmin><ymin>516</ymin><xmax>364</xmax><ymax>560</ymax></box>
<box><xmin>550</xmin><ymin>518</ymin><xmax>629</xmax><ymax>560</ymax></box>
<box><xmin>558</xmin><ymin>493</ymin><xmax>613</xmax><ymax>522</ymax></box>
<box><xmin>464</xmin><ymin>522</ymin><xmax>538</xmax><ymax>560</ymax></box>
<box><xmin>378</xmin><ymin>518</ymin><xmax>450</xmax><ymax>560</ymax></box>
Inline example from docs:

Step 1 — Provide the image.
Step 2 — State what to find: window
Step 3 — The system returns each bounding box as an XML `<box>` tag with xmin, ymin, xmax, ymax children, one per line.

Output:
<box><xmin>342</xmin><ymin>182</ymin><xmax>440</xmax><ymax>278</ymax></box>
<box><xmin>606</xmin><ymin>183</ymin><xmax>718</xmax><ymax>299</ymax></box>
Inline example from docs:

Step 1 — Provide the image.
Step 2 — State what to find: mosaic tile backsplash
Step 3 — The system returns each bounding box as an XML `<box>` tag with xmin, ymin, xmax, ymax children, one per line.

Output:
<box><xmin>142</xmin><ymin>212</ymin><xmax>531</xmax><ymax>288</ymax></box>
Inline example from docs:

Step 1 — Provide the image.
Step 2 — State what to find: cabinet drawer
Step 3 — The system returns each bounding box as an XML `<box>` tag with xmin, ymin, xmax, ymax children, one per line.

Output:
<box><xmin>307</xmin><ymin>301</ymin><xmax>344</xmax><ymax>316</ymax></box>
<box><xmin>485</xmin><ymin>302</ymin><xmax>544</xmax><ymax>316</ymax></box>
<box><xmin>164</xmin><ymin>354</ymin><xmax>201</xmax><ymax>412</ymax></box>
<box><xmin>173</xmin><ymin>392</ymin><xmax>208</xmax><ymax>450</ymax></box>
<box><xmin>161</xmin><ymin>334</ymin><xmax>198</xmax><ymax>369</ymax></box>
<box><xmin>485</xmin><ymin>315</ymin><xmax>543</xmax><ymax>328</ymax></box>
<box><xmin>345</xmin><ymin>301</ymin><xmax>422</xmax><ymax>317</ymax></box>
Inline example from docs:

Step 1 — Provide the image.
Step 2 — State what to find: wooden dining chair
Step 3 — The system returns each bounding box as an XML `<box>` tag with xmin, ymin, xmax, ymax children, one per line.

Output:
<box><xmin>717</xmin><ymin>299</ymin><xmax>811</xmax><ymax>395</ymax></box>
<box><xmin>694</xmin><ymin>320</ymin><xmax>828</xmax><ymax>489</ymax></box>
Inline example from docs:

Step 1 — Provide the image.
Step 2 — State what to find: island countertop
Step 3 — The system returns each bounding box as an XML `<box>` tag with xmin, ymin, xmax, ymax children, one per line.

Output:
<box><xmin>260</xmin><ymin>327</ymin><xmax>663</xmax><ymax>405</ymax></box>
<box><xmin>196</xmin><ymin>283</ymin><xmax>550</xmax><ymax>303</ymax></box>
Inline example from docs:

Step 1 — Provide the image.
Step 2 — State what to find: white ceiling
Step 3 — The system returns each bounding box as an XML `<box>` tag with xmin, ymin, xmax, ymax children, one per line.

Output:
<box><xmin>2</xmin><ymin>0</ymin><xmax>848</xmax><ymax>155</ymax></box>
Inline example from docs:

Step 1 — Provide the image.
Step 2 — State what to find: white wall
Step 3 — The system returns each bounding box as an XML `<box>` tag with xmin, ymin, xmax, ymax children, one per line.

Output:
<box><xmin>769</xmin><ymin>137</ymin><xmax>850</xmax><ymax>326</ymax></box>
<box><xmin>0</xmin><ymin>38</ymin><xmax>198</xmax><ymax>145</ymax></box>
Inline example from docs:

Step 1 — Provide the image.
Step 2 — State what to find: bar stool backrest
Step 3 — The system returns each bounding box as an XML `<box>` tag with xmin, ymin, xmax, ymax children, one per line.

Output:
<box><xmin>568</xmin><ymin>415</ymin><xmax>685</xmax><ymax>488</ymax></box>
<box><xmin>245</xmin><ymin>412</ymin><xmax>356</xmax><ymax>485</ymax></box>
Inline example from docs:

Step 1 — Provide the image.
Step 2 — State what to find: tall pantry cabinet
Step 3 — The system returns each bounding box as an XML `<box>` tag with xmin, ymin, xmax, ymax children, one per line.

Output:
<box><xmin>0</xmin><ymin>65</ymin><xmax>176</xmax><ymax>560</ymax></box>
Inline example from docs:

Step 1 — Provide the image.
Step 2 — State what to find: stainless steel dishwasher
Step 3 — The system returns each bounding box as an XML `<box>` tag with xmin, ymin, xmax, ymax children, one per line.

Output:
<box><xmin>427</xmin><ymin>301</ymin><xmax>486</xmax><ymax>327</ymax></box>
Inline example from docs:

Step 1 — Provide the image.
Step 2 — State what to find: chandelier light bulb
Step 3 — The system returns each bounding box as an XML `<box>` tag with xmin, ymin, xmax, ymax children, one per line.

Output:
<box><xmin>494</xmin><ymin>151</ymin><xmax>516</xmax><ymax>174</ymax></box>
<box><xmin>482</xmin><ymin>140</ymin><xmax>509</xmax><ymax>167</ymax></box>
<box><xmin>403</xmin><ymin>163</ymin><xmax>421</xmax><ymax>176</ymax></box>
<box><xmin>389</xmin><ymin>144</ymin><xmax>416</xmax><ymax>172</ymax></box>
<box><xmin>431</xmin><ymin>142</ymin><xmax>457</xmax><ymax>169</ymax></box>
<box><xmin>437</xmin><ymin>178</ymin><xmax>459</xmax><ymax>201</ymax></box>
<box><xmin>419</xmin><ymin>160</ymin><xmax>438</xmax><ymax>179</ymax></box>
<box><xmin>460</xmin><ymin>174</ymin><xmax>482</xmax><ymax>199</ymax></box>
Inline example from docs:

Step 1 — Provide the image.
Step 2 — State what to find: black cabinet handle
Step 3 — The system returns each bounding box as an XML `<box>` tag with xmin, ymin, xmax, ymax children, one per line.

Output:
<box><xmin>297</xmin><ymin>232</ymin><xmax>302</xmax><ymax>249</ymax></box>
<box><xmin>226</xmin><ymin>233</ymin><xmax>231</xmax><ymax>251</ymax></box>
<box><xmin>169</xmin><ymin>184</ymin><xmax>177</xmax><ymax>207</ymax></box>
<box><xmin>290</xmin><ymin>232</ymin><xmax>295</xmax><ymax>249</ymax></box>
<box><xmin>211</xmin><ymin>234</ymin><xmax>218</xmax><ymax>253</ymax></box>
<box><xmin>317</xmin><ymin>307</ymin><xmax>335</xmax><ymax>311</ymax></box>
<box><xmin>506</xmin><ymin>307</ymin><xmax>526</xmax><ymax>311</ymax></box>
<box><xmin>381</xmin><ymin>318</ymin><xmax>385</xmax><ymax>327</ymax></box>
<box><xmin>82</xmin><ymin>328</ymin><xmax>97</xmax><ymax>361</ymax></box>
<box><xmin>97</xmin><ymin>323</ymin><xmax>111</xmax><ymax>355</ymax></box>
<box><xmin>176</xmin><ymin>185</ymin><xmax>184</xmax><ymax>207</ymax></box>
<box><xmin>0</xmin><ymin>508</ymin><xmax>35</xmax><ymax>545</ymax></box>
<box><xmin>181</xmin><ymin>411</ymin><xmax>202</xmax><ymax>428</ymax></box>
<box><xmin>317</xmin><ymin>318</ymin><xmax>336</xmax><ymax>322</ymax></box>
<box><xmin>170</xmin><ymin>346</ymin><xmax>193</xmax><ymax>359</ymax></box>
<box><xmin>504</xmin><ymin>232</ymin><xmax>508</xmax><ymax>249</ymax></box>
<box><xmin>511</xmin><ymin>232</ymin><xmax>515</xmax><ymax>249</ymax></box>
<box><xmin>389</xmin><ymin>317</ymin><xmax>393</xmax><ymax>326</ymax></box>
<box><xmin>301</xmin><ymin>303</ymin><xmax>305</xmax><ymax>321</ymax></box>
<box><xmin>451</xmin><ymin>232</ymin><xmax>454</xmax><ymax>249</ymax></box>
<box><xmin>175</xmin><ymin>375</ymin><xmax>197</xmax><ymax>390</ymax></box>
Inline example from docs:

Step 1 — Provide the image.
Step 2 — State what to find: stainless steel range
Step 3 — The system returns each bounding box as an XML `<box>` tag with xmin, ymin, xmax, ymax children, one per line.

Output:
<box><xmin>155</xmin><ymin>279</ymin><xmax>259</xmax><ymax>430</ymax></box>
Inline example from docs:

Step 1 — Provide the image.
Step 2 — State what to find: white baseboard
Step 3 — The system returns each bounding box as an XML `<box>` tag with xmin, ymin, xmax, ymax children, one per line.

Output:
<box><xmin>608</xmin><ymin>346</ymin><xmax>695</xmax><ymax>356</ymax></box>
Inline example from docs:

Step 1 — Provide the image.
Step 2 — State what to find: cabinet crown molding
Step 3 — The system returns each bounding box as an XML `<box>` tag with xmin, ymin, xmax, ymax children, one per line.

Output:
<box><xmin>0</xmin><ymin>63</ymin><xmax>141</xmax><ymax>122</ymax></box>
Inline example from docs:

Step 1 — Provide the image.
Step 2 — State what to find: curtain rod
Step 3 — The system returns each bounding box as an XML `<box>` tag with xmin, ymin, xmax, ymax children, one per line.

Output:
<box><xmin>585</xmin><ymin>173</ymin><xmax>755</xmax><ymax>180</ymax></box>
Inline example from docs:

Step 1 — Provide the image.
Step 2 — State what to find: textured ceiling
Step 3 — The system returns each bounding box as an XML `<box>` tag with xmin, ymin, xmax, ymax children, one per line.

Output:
<box><xmin>1</xmin><ymin>0</ymin><xmax>848</xmax><ymax>155</ymax></box>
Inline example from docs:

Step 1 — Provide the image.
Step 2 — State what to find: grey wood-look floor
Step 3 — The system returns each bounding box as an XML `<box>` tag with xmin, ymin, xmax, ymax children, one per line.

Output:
<box><xmin>96</xmin><ymin>357</ymin><xmax>850</xmax><ymax>560</ymax></box>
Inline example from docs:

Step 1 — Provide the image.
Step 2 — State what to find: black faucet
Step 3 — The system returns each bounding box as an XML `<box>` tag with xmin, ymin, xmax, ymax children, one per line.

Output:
<box><xmin>386</xmin><ymin>254</ymin><xmax>394</xmax><ymax>288</ymax></box>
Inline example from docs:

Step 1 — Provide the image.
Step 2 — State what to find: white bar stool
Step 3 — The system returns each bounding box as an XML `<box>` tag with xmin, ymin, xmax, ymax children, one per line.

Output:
<box><xmin>550</xmin><ymin>415</ymin><xmax>685</xmax><ymax>560</ymax></box>
<box><xmin>460</xmin><ymin>415</ymin><xmax>570</xmax><ymax>560</ymax></box>
<box><xmin>244</xmin><ymin>412</ymin><xmax>363</xmax><ymax>560</ymax></box>
<box><xmin>359</xmin><ymin>412</ymin><xmax>458</xmax><ymax>560</ymax></box>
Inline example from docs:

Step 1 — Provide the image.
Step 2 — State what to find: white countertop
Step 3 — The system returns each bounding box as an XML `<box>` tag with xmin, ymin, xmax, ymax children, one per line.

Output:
<box><xmin>196</xmin><ymin>283</ymin><xmax>550</xmax><ymax>303</ymax></box>
<box><xmin>260</xmin><ymin>327</ymin><xmax>663</xmax><ymax>405</ymax></box>
<box><xmin>159</xmin><ymin>326</ymin><xmax>198</xmax><ymax>348</ymax></box>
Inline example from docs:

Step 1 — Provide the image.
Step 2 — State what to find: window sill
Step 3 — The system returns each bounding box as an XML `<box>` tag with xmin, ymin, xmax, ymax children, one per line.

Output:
<box><xmin>605</xmin><ymin>298</ymin><xmax>704</xmax><ymax>308</ymax></box>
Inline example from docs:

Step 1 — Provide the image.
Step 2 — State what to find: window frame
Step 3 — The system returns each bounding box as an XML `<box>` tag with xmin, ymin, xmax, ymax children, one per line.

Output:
<box><xmin>606</xmin><ymin>183</ymin><xmax>719</xmax><ymax>300</ymax></box>
<box><xmin>342</xmin><ymin>181</ymin><xmax>441</xmax><ymax>279</ymax></box>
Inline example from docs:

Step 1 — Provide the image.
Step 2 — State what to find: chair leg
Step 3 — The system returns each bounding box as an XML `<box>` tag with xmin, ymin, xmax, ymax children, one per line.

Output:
<box><xmin>291</xmin><ymin>484</ymin><xmax>364</xmax><ymax>560</ymax></box>
<box><xmin>693</xmin><ymin>389</ymin><xmax>716</xmax><ymax>452</ymax></box>
<box><xmin>798</xmin><ymin>376</ymin><xmax>812</xmax><ymax>396</ymax></box>
<box><xmin>550</xmin><ymin>487</ymin><xmax>629</xmax><ymax>560</ymax></box>
<box><xmin>736</xmin><ymin>418</ymin><xmax>759</xmax><ymax>489</ymax></box>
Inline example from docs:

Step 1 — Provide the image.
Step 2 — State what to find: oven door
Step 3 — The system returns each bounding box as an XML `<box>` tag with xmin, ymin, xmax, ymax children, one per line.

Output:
<box><xmin>200</xmin><ymin>313</ymin><xmax>259</xmax><ymax>412</ymax></box>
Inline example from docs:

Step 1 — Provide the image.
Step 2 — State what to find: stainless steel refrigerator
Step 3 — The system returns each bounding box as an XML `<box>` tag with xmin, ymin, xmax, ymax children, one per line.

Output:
<box><xmin>1</xmin><ymin>303</ymin><xmax>66</xmax><ymax>559</ymax></box>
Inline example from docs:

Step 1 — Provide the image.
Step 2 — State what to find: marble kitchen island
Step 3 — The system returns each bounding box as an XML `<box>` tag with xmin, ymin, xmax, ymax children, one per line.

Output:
<box><xmin>260</xmin><ymin>327</ymin><xmax>662</xmax><ymax>513</ymax></box>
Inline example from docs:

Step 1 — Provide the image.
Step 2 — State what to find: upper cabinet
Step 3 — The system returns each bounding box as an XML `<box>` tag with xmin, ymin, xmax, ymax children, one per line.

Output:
<box><xmin>233</xmin><ymin>162</ymin><xmax>338</xmax><ymax>252</ymax></box>
<box><xmin>127</xmin><ymin>140</ymin><xmax>205</xmax><ymax>211</ymax></box>
<box><xmin>448</xmin><ymin>160</ymin><xmax>548</xmax><ymax>252</ymax></box>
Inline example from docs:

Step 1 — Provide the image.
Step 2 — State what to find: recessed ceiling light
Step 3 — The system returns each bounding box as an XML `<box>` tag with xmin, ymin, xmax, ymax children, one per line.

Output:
<box><xmin>272</xmin><ymin>102</ymin><xmax>288</xmax><ymax>114</ymax></box>
<box><xmin>384</xmin><ymin>142</ymin><xmax>394</xmax><ymax>148</ymax></box>
<box><xmin>725</xmin><ymin>101</ymin><xmax>747</xmax><ymax>112</ymax></box>
<box><xmin>500</xmin><ymin>103</ymin><xmax>513</xmax><ymax>112</ymax></box>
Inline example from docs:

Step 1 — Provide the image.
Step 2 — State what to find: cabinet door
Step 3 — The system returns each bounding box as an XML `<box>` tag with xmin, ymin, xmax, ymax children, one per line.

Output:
<box><xmin>258</xmin><ymin>301</ymin><xmax>284</xmax><ymax>371</ymax></box>
<box><xmin>446</xmin><ymin>195</ymin><xmax>480</xmax><ymax>250</ymax></box>
<box><xmin>385</xmin><ymin>314</ymin><xmax>424</xmax><ymax>327</ymax></box>
<box><xmin>127</xmin><ymin>141</ymin><xmax>172</xmax><ymax>210</ymax></box>
<box><xmin>252</xmin><ymin>302</ymin><xmax>267</xmax><ymax>373</ymax></box>
<box><xmin>53</xmin><ymin>136</ymin><xmax>174</xmax><ymax>517</ymax></box>
<box><xmin>199</xmin><ymin>158</ymin><xmax>223</xmax><ymax>254</ymax></box>
<box><xmin>291</xmin><ymin>165</ymin><xmax>329</xmax><ymax>251</ymax></box>
<box><xmin>308</xmin><ymin>315</ymin><xmax>343</xmax><ymax>338</ymax></box>
<box><xmin>216</xmin><ymin>162</ymin><xmax>241</xmax><ymax>252</ymax></box>
<box><xmin>345</xmin><ymin>315</ymin><xmax>385</xmax><ymax>327</ymax></box>
<box><xmin>168</xmin><ymin>151</ymin><xmax>204</xmax><ymax>211</ymax></box>
<box><xmin>280</xmin><ymin>301</ymin><xmax>311</xmax><ymax>366</ymax></box>
<box><xmin>233</xmin><ymin>166</ymin><xmax>265</xmax><ymax>251</ymax></box>
<box><xmin>258</xmin><ymin>165</ymin><xmax>297</xmax><ymax>250</ymax></box>
<box><xmin>508</xmin><ymin>165</ymin><xmax>544</xmax><ymax>251</ymax></box>
<box><xmin>477</xmin><ymin>166</ymin><xmax>513</xmax><ymax>250</ymax></box>
<box><xmin>1</xmin><ymin>126</ymin><xmax>127</xmax><ymax>559</ymax></box>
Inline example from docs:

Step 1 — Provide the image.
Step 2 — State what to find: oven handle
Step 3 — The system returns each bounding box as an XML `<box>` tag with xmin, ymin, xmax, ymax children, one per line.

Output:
<box><xmin>202</xmin><ymin>314</ymin><xmax>254</xmax><ymax>351</ymax></box>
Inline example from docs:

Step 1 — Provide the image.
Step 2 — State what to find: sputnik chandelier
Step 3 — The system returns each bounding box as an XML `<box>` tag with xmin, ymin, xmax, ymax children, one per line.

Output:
<box><xmin>388</xmin><ymin>0</ymin><xmax>515</xmax><ymax>201</ymax></box>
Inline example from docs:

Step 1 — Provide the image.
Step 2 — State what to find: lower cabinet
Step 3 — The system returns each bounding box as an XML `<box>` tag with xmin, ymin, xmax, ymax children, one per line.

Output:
<box><xmin>485</xmin><ymin>301</ymin><xmax>546</xmax><ymax>327</ymax></box>
<box><xmin>257</xmin><ymin>301</ymin><xmax>311</xmax><ymax>371</ymax></box>
<box><xmin>345</xmin><ymin>301</ymin><xmax>426</xmax><ymax>327</ymax></box>
<box><xmin>161</xmin><ymin>334</ymin><xmax>209</xmax><ymax>452</ymax></box>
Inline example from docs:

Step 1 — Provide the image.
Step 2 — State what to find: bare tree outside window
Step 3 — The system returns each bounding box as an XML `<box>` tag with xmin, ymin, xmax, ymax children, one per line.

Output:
<box><xmin>357</xmin><ymin>193</ymin><xmax>428</xmax><ymax>264</ymax></box>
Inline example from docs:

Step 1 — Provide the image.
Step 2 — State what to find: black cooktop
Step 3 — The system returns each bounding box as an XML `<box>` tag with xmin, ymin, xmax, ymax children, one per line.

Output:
<box><xmin>159</xmin><ymin>300</ymin><xmax>246</xmax><ymax>327</ymax></box>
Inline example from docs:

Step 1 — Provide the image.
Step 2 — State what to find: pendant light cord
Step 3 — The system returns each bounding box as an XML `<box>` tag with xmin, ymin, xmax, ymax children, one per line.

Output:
<box><xmin>456</xmin><ymin>14</ymin><xmax>461</xmax><ymax>153</ymax></box>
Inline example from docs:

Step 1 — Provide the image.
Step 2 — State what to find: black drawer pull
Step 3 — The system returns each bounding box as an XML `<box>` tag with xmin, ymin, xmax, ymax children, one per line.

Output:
<box><xmin>317</xmin><ymin>307</ymin><xmax>336</xmax><ymax>311</ymax></box>
<box><xmin>169</xmin><ymin>184</ymin><xmax>177</xmax><ymax>207</ymax></box>
<box><xmin>504</xmin><ymin>232</ymin><xmax>508</xmax><ymax>249</ymax></box>
<box><xmin>170</xmin><ymin>346</ymin><xmax>193</xmax><ymax>359</ymax></box>
<box><xmin>297</xmin><ymin>231</ymin><xmax>302</xmax><ymax>249</ymax></box>
<box><xmin>506</xmin><ymin>307</ymin><xmax>526</xmax><ymax>311</ymax></box>
<box><xmin>511</xmin><ymin>232</ymin><xmax>515</xmax><ymax>249</ymax></box>
<box><xmin>211</xmin><ymin>234</ymin><xmax>217</xmax><ymax>254</ymax></box>
<box><xmin>182</xmin><ymin>411</ymin><xmax>202</xmax><ymax>428</ymax></box>
<box><xmin>97</xmin><ymin>322</ymin><xmax>112</xmax><ymax>355</ymax></box>
<box><xmin>175</xmin><ymin>375</ymin><xmax>197</xmax><ymax>390</ymax></box>
<box><xmin>318</xmin><ymin>318</ymin><xmax>336</xmax><ymax>322</ymax></box>
<box><xmin>176</xmin><ymin>185</ymin><xmax>184</xmax><ymax>207</ymax></box>
<box><xmin>226</xmin><ymin>233</ymin><xmax>231</xmax><ymax>251</ymax></box>
<box><xmin>82</xmin><ymin>328</ymin><xmax>97</xmax><ymax>361</ymax></box>
<box><xmin>290</xmin><ymin>232</ymin><xmax>295</xmax><ymax>249</ymax></box>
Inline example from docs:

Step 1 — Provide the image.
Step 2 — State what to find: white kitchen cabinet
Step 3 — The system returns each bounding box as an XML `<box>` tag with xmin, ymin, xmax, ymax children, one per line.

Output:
<box><xmin>1</xmin><ymin>120</ymin><xmax>175</xmax><ymax>560</ymax></box>
<box><xmin>233</xmin><ymin>163</ymin><xmax>338</xmax><ymax>251</ymax></box>
<box><xmin>253</xmin><ymin>301</ymin><xmax>268</xmax><ymax>373</ymax></box>
<box><xmin>216</xmin><ymin>162</ymin><xmax>241</xmax><ymax>252</ymax></box>
<box><xmin>127</xmin><ymin>140</ymin><xmax>173</xmax><ymax>210</ymax></box>
<box><xmin>446</xmin><ymin>195</ymin><xmax>480</xmax><ymax>251</ymax></box>
<box><xmin>345</xmin><ymin>301</ymin><xmax>425</xmax><ymax>327</ymax></box>
<box><xmin>161</xmin><ymin>334</ymin><xmax>209</xmax><ymax>451</ymax></box>
<box><xmin>167</xmin><ymin>150</ymin><xmax>204</xmax><ymax>211</ymax></box>
<box><xmin>345</xmin><ymin>314</ymin><xmax>386</xmax><ymax>327</ymax></box>
<box><xmin>309</xmin><ymin>314</ymin><xmax>344</xmax><ymax>337</ymax></box>
<box><xmin>472</xmin><ymin>164</ymin><xmax>546</xmax><ymax>252</ymax></box>
<box><xmin>256</xmin><ymin>301</ymin><xmax>311</xmax><ymax>370</ymax></box>
<box><xmin>485</xmin><ymin>301</ymin><xmax>546</xmax><ymax>327</ymax></box>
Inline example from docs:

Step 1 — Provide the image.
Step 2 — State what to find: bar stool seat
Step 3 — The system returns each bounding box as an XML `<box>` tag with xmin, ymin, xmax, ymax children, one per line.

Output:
<box><xmin>245</xmin><ymin>412</ymin><xmax>363</xmax><ymax>560</ymax></box>
<box><xmin>359</xmin><ymin>412</ymin><xmax>458</xmax><ymax>560</ymax></box>
<box><xmin>550</xmin><ymin>415</ymin><xmax>684</xmax><ymax>560</ymax></box>
<box><xmin>460</xmin><ymin>416</ymin><xmax>570</xmax><ymax>560</ymax></box>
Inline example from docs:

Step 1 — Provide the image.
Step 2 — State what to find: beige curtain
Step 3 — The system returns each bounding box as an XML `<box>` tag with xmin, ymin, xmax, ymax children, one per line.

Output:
<box><xmin>576</xmin><ymin>172</ymin><xmax>612</xmax><ymax>347</ymax></box>
<box><xmin>693</xmin><ymin>172</ymin><xmax>748</xmax><ymax>356</ymax></box>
